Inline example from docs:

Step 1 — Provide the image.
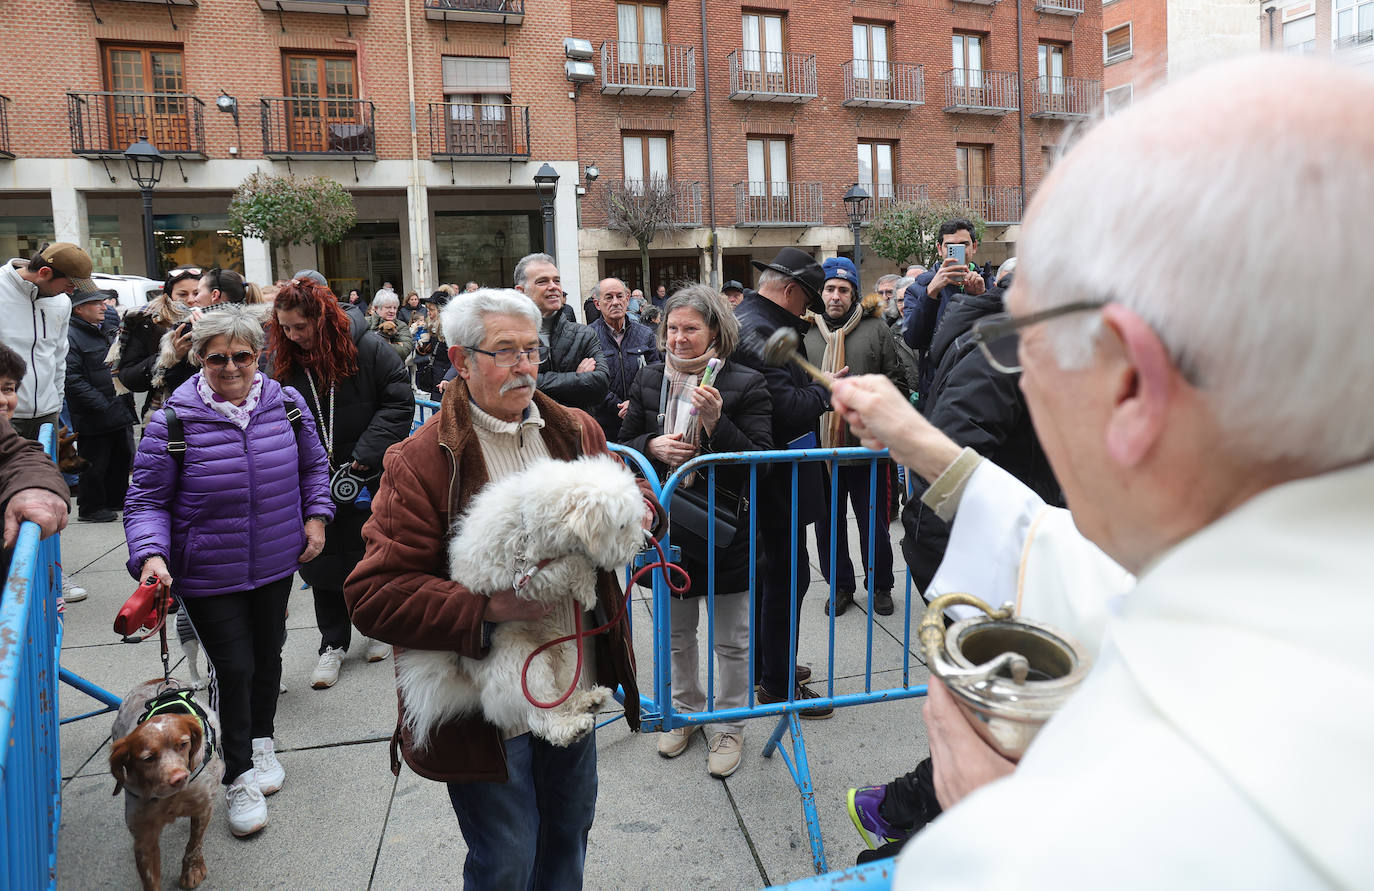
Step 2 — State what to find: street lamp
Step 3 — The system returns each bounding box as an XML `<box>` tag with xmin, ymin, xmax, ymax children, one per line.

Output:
<box><xmin>842</xmin><ymin>184</ymin><xmax>871</xmax><ymax>275</ymax></box>
<box><xmin>533</xmin><ymin>162</ymin><xmax>560</xmax><ymax>257</ymax></box>
<box><xmin>124</xmin><ymin>137</ymin><xmax>165</xmax><ymax>279</ymax></box>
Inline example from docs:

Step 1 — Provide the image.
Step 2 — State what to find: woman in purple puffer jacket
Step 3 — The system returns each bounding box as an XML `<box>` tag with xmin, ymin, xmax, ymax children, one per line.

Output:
<box><xmin>123</xmin><ymin>304</ymin><xmax>333</xmax><ymax>839</ymax></box>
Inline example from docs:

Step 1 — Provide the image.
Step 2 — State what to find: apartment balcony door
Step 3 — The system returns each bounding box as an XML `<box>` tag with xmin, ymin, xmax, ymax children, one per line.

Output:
<box><xmin>617</xmin><ymin>3</ymin><xmax>666</xmax><ymax>87</ymax></box>
<box><xmin>103</xmin><ymin>45</ymin><xmax>191</xmax><ymax>152</ymax></box>
<box><xmin>741</xmin><ymin>13</ymin><xmax>786</xmax><ymax>93</ymax></box>
<box><xmin>284</xmin><ymin>54</ymin><xmax>359</xmax><ymax>154</ymax></box>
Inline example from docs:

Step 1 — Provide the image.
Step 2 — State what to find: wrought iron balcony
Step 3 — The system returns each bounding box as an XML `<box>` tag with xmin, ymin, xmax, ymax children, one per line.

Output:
<box><xmin>1034</xmin><ymin>0</ymin><xmax>1084</xmax><ymax>15</ymax></box>
<box><xmin>842</xmin><ymin>60</ymin><xmax>924</xmax><ymax>108</ymax></box>
<box><xmin>1030</xmin><ymin>76</ymin><xmax>1101</xmax><ymax>120</ymax></box>
<box><xmin>424</xmin><ymin>0</ymin><xmax>524</xmax><ymax>25</ymax></box>
<box><xmin>601</xmin><ymin>42</ymin><xmax>695</xmax><ymax>97</ymax></box>
<box><xmin>0</xmin><ymin>95</ymin><xmax>12</xmax><ymax>159</ymax></box>
<box><xmin>66</xmin><ymin>91</ymin><xmax>206</xmax><ymax>158</ymax></box>
<box><xmin>261</xmin><ymin>96</ymin><xmax>375</xmax><ymax>158</ymax></box>
<box><xmin>256</xmin><ymin>0</ymin><xmax>369</xmax><ymax>14</ymax></box>
<box><xmin>867</xmin><ymin>184</ymin><xmax>930</xmax><ymax>221</ymax></box>
<box><xmin>735</xmin><ymin>182</ymin><xmax>822</xmax><ymax>227</ymax></box>
<box><xmin>1335</xmin><ymin>29</ymin><xmax>1374</xmax><ymax>52</ymax></box>
<box><xmin>428</xmin><ymin>103</ymin><xmax>530</xmax><ymax>158</ymax></box>
<box><xmin>942</xmin><ymin>69</ymin><xmax>1019</xmax><ymax>115</ymax></box>
<box><xmin>949</xmin><ymin>185</ymin><xmax>1023</xmax><ymax>225</ymax></box>
<box><xmin>604</xmin><ymin>179</ymin><xmax>702</xmax><ymax>228</ymax></box>
<box><xmin>727</xmin><ymin>50</ymin><xmax>817</xmax><ymax>103</ymax></box>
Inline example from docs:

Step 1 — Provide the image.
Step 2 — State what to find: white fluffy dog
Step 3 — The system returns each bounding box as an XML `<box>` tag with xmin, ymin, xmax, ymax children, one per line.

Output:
<box><xmin>395</xmin><ymin>454</ymin><xmax>646</xmax><ymax>749</ymax></box>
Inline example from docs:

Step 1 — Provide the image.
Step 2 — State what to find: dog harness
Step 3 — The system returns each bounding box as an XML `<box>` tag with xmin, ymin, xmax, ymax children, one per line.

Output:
<box><xmin>126</xmin><ymin>689</ymin><xmax>219</xmax><ymax>798</ymax></box>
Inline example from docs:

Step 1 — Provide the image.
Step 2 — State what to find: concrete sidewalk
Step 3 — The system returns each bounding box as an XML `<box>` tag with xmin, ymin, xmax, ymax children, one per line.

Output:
<box><xmin>55</xmin><ymin>513</ymin><xmax>930</xmax><ymax>890</ymax></box>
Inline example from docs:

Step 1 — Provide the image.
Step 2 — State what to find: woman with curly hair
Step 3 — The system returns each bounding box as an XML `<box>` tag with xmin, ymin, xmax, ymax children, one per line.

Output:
<box><xmin>268</xmin><ymin>278</ymin><xmax>413</xmax><ymax>689</ymax></box>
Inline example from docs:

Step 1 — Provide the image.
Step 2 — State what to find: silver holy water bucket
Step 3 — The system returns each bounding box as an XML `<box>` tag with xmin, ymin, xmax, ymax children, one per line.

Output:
<box><xmin>919</xmin><ymin>592</ymin><xmax>1093</xmax><ymax>760</ymax></box>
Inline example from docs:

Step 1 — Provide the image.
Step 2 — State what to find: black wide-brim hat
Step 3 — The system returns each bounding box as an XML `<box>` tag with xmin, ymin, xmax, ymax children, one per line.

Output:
<box><xmin>751</xmin><ymin>247</ymin><xmax>824</xmax><ymax>304</ymax></box>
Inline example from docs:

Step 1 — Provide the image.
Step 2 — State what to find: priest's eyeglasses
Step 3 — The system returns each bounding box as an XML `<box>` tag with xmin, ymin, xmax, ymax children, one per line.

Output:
<box><xmin>969</xmin><ymin>300</ymin><xmax>1106</xmax><ymax>374</ymax></box>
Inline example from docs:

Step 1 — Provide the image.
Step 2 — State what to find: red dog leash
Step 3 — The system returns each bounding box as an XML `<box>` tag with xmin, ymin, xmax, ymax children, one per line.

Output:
<box><xmin>520</xmin><ymin>533</ymin><xmax>690</xmax><ymax>709</ymax></box>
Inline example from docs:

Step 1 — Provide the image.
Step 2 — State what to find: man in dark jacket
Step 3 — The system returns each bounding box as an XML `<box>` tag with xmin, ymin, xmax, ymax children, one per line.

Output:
<box><xmin>901</xmin><ymin>268</ymin><xmax>1062</xmax><ymax>595</ymax></box>
<box><xmin>902</xmin><ymin>219</ymin><xmax>986</xmax><ymax>402</ymax></box>
<box><xmin>804</xmin><ymin>259</ymin><xmax>910</xmax><ymax>617</ymax></box>
<box><xmin>732</xmin><ymin>247</ymin><xmax>833</xmax><ymax>716</ymax></box>
<box><xmin>512</xmin><ymin>253</ymin><xmax>609</xmax><ymax>411</ymax></box>
<box><xmin>65</xmin><ymin>288</ymin><xmax>137</xmax><ymax>522</ymax></box>
<box><xmin>0</xmin><ymin>412</ymin><xmax>70</xmax><ymax>579</ymax></box>
<box><xmin>588</xmin><ymin>276</ymin><xmax>659</xmax><ymax>440</ymax></box>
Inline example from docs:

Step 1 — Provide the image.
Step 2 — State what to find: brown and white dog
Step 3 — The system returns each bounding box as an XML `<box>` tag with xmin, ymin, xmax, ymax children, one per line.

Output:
<box><xmin>109</xmin><ymin>679</ymin><xmax>224</xmax><ymax>891</ymax></box>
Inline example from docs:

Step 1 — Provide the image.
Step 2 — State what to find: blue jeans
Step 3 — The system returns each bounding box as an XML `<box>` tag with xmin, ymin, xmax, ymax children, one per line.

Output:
<box><xmin>446</xmin><ymin>730</ymin><xmax>598</xmax><ymax>891</ymax></box>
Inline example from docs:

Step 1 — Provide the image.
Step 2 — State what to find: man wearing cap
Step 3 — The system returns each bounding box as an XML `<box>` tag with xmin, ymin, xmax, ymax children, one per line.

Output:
<box><xmin>804</xmin><ymin>258</ymin><xmax>908</xmax><ymax>617</ymax></box>
<box><xmin>721</xmin><ymin>280</ymin><xmax>745</xmax><ymax>308</ymax></box>
<box><xmin>0</xmin><ymin>243</ymin><xmax>95</xmax><ymax>440</ymax></box>
<box><xmin>65</xmin><ymin>288</ymin><xmax>137</xmax><ymax>522</ymax></box>
<box><xmin>732</xmin><ymin>247</ymin><xmax>833</xmax><ymax>715</ymax></box>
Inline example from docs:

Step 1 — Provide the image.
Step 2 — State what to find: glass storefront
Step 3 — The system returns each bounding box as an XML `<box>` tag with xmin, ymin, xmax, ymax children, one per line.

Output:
<box><xmin>155</xmin><ymin>214</ymin><xmax>244</xmax><ymax>274</ymax></box>
<box><xmin>0</xmin><ymin>217</ymin><xmax>57</xmax><ymax>263</ymax></box>
<box><xmin>434</xmin><ymin>211</ymin><xmax>540</xmax><ymax>290</ymax></box>
<box><xmin>320</xmin><ymin>220</ymin><xmax>403</xmax><ymax>300</ymax></box>
<box><xmin>88</xmin><ymin>215</ymin><xmax>126</xmax><ymax>275</ymax></box>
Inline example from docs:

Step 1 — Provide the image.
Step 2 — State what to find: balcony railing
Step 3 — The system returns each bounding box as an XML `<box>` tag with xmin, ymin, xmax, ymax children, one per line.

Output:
<box><xmin>1335</xmin><ymin>29</ymin><xmax>1374</xmax><ymax>51</ymax></box>
<box><xmin>428</xmin><ymin>103</ymin><xmax>530</xmax><ymax>158</ymax></box>
<box><xmin>942</xmin><ymin>69</ymin><xmax>1020</xmax><ymax>115</ymax></box>
<box><xmin>727</xmin><ymin>50</ymin><xmax>817</xmax><ymax>103</ymax></box>
<box><xmin>867</xmin><ymin>184</ymin><xmax>930</xmax><ymax>221</ymax></box>
<box><xmin>601</xmin><ymin>42</ymin><xmax>695</xmax><ymax>97</ymax></box>
<box><xmin>66</xmin><ymin>91</ymin><xmax>206</xmax><ymax>158</ymax></box>
<box><xmin>424</xmin><ymin>0</ymin><xmax>524</xmax><ymax>25</ymax></box>
<box><xmin>1030</xmin><ymin>76</ymin><xmax>1101</xmax><ymax>119</ymax></box>
<box><xmin>256</xmin><ymin>0</ymin><xmax>369</xmax><ymax>14</ymax></box>
<box><xmin>605</xmin><ymin>179</ymin><xmax>703</xmax><ymax>228</ymax></box>
<box><xmin>842</xmin><ymin>60</ymin><xmax>924</xmax><ymax>108</ymax></box>
<box><xmin>949</xmin><ymin>185</ymin><xmax>1023</xmax><ymax>225</ymax></box>
<box><xmin>261</xmin><ymin>97</ymin><xmax>375</xmax><ymax>158</ymax></box>
<box><xmin>735</xmin><ymin>182</ymin><xmax>822</xmax><ymax>226</ymax></box>
<box><xmin>1034</xmin><ymin>0</ymin><xmax>1084</xmax><ymax>15</ymax></box>
<box><xmin>0</xmin><ymin>95</ymin><xmax>12</xmax><ymax>159</ymax></box>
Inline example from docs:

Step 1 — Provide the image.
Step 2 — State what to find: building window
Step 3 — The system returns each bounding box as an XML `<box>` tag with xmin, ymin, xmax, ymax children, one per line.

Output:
<box><xmin>441</xmin><ymin>57</ymin><xmax>515</xmax><ymax>154</ymax></box>
<box><xmin>1334</xmin><ymin>0</ymin><xmax>1373</xmax><ymax>44</ymax></box>
<box><xmin>617</xmin><ymin>3</ymin><xmax>665</xmax><ymax>67</ymax></box>
<box><xmin>1104</xmin><ymin>24</ymin><xmax>1132</xmax><ymax>65</ymax></box>
<box><xmin>1041</xmin><ymin>145</ymin><xmax>1064</xmax><ymax>177</ymax></box>
<box><xmin>852</xmin><ymin>22</ymin><xmax>891</xmax><ymax>81</ymax></box>
<box><xmin>746</xmin><ymin>136</ymin><xmax>790</xmax><ymax>196</ymax></box>
<box><xmin>1037</xmin><ymin>43</ymin><xmax>1067</xmax><ymax>93</ymax></box>
<box><xmin>102</xmin><ymin>45</ymin><xmax>190</xmax><ymax>151</ymax></box>
<box><xmin>857</xmin><ymin>141</ymin><xmax>894</xmax><ymax>199</ymax></box>
<box><xmin>742</xmin><ymin>12</ymin><xmax>786</xmax><ymax>74</ymax></box>
<box><xmin>282</xmin><ymin>53</ymin><xmax>359</xmax><ymax>153</ymax></box>
<box><xmin>622</xmin><ymin>132</ymin><xmax>671</xmax><ymax>191</ymax></box>
<box><xmin>952</xmin><ymin>32</ymin><xmax>986</xmax><ymax>88</ymax></box>
<box><xmin>956</xmin><ymin>144</ymin><xmax>989</xmax><ymax>196</ymax></box>
<box><xmin>1283</xmin><ymin>15</ymin><xmax>1317</xmax><ymax>53</ymax></box>
<box><xmin>1103</xmin><ymin>83</ymin><xmax>1133</xmax><ymax>115</ymax></box>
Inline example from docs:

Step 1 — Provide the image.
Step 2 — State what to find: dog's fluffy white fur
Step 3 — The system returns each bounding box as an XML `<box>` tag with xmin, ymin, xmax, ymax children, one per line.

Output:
<box><xmin>395</xmin><ymin>454</ymin><xmax>646</xmax><ymax>749</ymax></box>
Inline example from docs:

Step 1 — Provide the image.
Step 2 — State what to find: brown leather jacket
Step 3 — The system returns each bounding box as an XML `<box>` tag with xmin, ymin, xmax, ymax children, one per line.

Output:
<box><xmin>343</xmin><ymin>381</ymin><xmax>661</xmax><ymax>783</ymax></box>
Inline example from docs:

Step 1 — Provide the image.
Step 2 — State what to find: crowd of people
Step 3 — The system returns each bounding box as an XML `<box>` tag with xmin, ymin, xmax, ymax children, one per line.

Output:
<box><xmin>0</xmin><ymin>51</ymin><xmax>1367</xmax><ymax>890</ymax></box>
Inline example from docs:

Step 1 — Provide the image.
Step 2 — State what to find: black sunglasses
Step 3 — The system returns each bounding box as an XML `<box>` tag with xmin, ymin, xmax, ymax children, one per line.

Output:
<box><xmin>203</xmin><ymin>350</ymin><xmax>257</xmax><ymax>369</ymax></box>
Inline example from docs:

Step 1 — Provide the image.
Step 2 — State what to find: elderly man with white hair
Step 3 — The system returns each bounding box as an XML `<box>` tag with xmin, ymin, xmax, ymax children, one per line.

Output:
<box><xmin>829</xmin><ymin>55</ymin><xmax>1374</xmax><ymax>889</ymax></box>
<box><xmin>345</xmin><ymin>288</ymin><xmax>662</xmax><ymax>891</ymax></box>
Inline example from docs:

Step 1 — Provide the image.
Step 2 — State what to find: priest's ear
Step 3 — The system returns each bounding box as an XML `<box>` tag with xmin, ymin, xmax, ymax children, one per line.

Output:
<box><xmin>1101</xmin><ymin>303</ymin><xmax>1176</xmax><ymax>468</ymax></box>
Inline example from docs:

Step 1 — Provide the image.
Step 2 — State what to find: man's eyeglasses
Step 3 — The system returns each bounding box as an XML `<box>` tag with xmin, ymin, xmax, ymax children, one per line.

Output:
<box><xmin>467</xmin><ymin>345</ymin><xmax>550</xmax><ymax>367</ymax></box>
<box><xmin>204</xmin><ymin>350</ymin><xmax>258</xmax><ymax>369</ymax></box>
<box><xmin>969</xmin><ymin>300</ymin><xmax>1106</xmax><ymax>374</ymax></box>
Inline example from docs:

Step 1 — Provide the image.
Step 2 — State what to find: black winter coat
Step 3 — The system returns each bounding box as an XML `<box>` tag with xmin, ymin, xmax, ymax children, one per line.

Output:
<box><xmin>538</xmin><ymin>311</ymin><xmax>609</xmax><ymax>411</ymax></box>
<box><xmin>590</xmin><ymin>317</ymin><xmax>660</xmax><ymax>440</ymax></box>
<box><xmin>732</xmin><ymin>290</ymin><xmax>829</xmax><ymax>523</ymax></box>
<box><xmin>114</xmin><ymin>299</ymin><xmax>195</xmax><ymax>417</ymax></box>
<box><xmin>900</xmin><ymin>286</ymin><xmax>1063</xmax><ymax>591</ymax></box>
<box><xmin>278</xmin><ymin>312</ymin><xmax>414</xmax><ymax>588</ymax></box>
<box><xmin>620</xmin><ymin>360</ymin><xmax>773</xmax><ymax>596</ymax></box>
<box><xmin>66</xmin><ymin>316</ymin><xmax>137</xmax><ymax>435</ymax></box>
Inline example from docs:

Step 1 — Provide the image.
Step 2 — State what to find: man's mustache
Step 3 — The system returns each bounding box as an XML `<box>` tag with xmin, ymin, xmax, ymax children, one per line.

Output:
<box><xmin>500</xmin><ymin>373</ymin><xmax>537</xmax><ymax>394</ymax></box>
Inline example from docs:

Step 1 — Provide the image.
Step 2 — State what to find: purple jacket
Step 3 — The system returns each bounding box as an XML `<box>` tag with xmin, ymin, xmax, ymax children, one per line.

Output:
<box><xmin>123</xmin><ymin>373</ymin><xmax>335</xmax><ymax>598</ymax></box>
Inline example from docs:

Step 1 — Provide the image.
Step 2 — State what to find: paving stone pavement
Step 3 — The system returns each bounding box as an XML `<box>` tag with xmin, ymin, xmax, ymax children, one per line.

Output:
<box><xmin>54</xmin><ymin>507</ymin><xmax>931</xmax><ymax>890</ymax></box>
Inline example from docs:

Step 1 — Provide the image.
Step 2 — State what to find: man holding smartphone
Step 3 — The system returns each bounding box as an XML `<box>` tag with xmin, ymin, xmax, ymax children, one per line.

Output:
<box><xmin>902</xmin><ymin>220</ymin><xmax>985</xmax><ymax>402</ymax></box>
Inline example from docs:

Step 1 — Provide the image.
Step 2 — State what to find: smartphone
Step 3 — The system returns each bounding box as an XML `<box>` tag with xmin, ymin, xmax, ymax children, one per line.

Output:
<box><xmin>948</xmin><ymin>243</ymin><xmax>967</xmax><ymax>266</ymax></box>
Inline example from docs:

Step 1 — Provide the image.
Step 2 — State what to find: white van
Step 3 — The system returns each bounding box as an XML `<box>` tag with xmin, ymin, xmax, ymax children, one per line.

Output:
<box><xmin>91</xmin><ymin>273</ymin><xmax>163</xmax><ymax>312</ymax></box>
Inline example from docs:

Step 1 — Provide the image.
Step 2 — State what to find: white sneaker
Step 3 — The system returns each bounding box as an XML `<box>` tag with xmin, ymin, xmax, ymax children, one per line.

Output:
<box><xmin>707</xmin><ymin>732</ymin><xmax>744</xmax><ymax>779</ymax></box>
<box><xmin>61</xmin><ymin>578</ymin><xmax>87</xmax><ymax>603</ymax></box>
<box><xmin>311</xmin><ymin>647</ymin><xmax>344</xmax><ymax>689</ymax></box>
<box><xmin>225</xmin><ymin>771</ymin><xmax>268</xmax><ymax>837</ymax></box>
<box><xmin>656</xmin><ymin>725</ymin><xmax>694</xmax><ymax>758</ymax></box>
<box><xmin>251</xmin><ymin>738</ymin><xmax>285</xmax><ymax>795</ymax></box>
<box><xmin>365</xmin><ymin>638</ymin><xmax>392</xmax><ymax>663</ymax></box>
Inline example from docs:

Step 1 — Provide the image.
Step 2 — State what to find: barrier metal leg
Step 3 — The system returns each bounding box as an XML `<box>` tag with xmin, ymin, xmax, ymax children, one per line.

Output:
<box><xmin>759</xmin><ymin>711</ymin><xmax>829</xmax><ymax>874</ymax></box>
<box><xmin>57</xmin><ymin>666</ymin><xmax>121</xmax><ymax>725</ymax></box>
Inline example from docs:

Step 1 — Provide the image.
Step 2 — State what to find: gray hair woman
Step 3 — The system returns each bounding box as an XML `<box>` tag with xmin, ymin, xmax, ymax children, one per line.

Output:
<box><xmin>123</xmin><ymin>303</ymin><xmax>334</xmax><ymax>838</ymax></box>
<box><xmin>618</xmin><ymin>283</ymin><xmax>773</xmax><ymax>779</ymax></box>
<box><xmin>367</xmin><ymin>290</ymin><xmax>411</xmax><ymax>362</ymax></box>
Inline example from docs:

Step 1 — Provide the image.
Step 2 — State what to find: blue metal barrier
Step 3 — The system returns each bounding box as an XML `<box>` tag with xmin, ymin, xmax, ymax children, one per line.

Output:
<box><xmin>767</xmin><ymin>857</ymin><xmax>895</xmax><ymax>889</ymax></box>
<box><xmin>414</xmin><ymin>397</ymin><xmax>441</xmax><ymax>433</ymax></box>
<box><xmin>0</xmin><ymin>425</ymin><xmax>64</xmax><ymax>891</ymax></box>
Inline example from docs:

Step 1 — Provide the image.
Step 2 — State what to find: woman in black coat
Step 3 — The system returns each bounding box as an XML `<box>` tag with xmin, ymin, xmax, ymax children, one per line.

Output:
<box><xmin>619</xmin><ymin>284</ymin><xmax>772</xmax><ymax>778</ymax></box>
<box><xmin>268</xmin><ymin>278</ymin><xmax>413</xmax><ymax>689</ymax></box>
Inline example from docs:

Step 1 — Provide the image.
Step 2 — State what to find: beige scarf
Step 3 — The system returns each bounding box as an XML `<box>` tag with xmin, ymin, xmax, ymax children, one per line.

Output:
<box><xmin>813</xmin><ymin>304</ymin><xmax>864</xmax><ymax>448</ymax></box>
<box><xmin>663</xmin><ymin>346</ymin><xmax>718</xmax><ymax>485</ymax></box>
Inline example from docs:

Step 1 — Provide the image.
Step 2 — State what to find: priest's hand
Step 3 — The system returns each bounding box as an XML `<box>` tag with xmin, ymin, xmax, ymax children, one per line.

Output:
<box><xmin>925</xmin><ymin>678</ymin><xmax>1016</xmax><ymax>810</ymax></box>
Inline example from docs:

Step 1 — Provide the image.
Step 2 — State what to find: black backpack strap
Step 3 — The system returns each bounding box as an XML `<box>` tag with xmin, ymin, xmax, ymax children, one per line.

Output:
<box><xmin>163</xmin><ymin>406</ymin><xmax>186</xmax><ymax>467</ymax></box>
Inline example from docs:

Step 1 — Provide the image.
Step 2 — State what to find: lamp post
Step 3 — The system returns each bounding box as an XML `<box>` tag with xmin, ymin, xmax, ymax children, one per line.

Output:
<box><xmin>842</xmin><ymin>183</ymin><xmax>871</xmax><ymax>276</ymax></box>
<box><xmin>124</xmin><ymin>137</ymin><xmax>165</xmax><ymax>279</ymax></box>
<box><xmin>533</xmin><ymin>162</ymin><xmax>560</xmax><ymax>258</ymax></box>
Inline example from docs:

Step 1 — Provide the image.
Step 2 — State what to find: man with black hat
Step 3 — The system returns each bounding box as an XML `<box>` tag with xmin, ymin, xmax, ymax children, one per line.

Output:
<box><xmin>732</xmin><ymin>247</ymin><xmax>834</xmax><ymax>716</ymax></box>
<box><xmin>1</xmin><ymin>243</ymin><xmax>96</xmax><ymax>440</ymax></box>
<box><xmin>65</xmin><ymin>288</ymin><xmax>137</xmax><ymax>522</ymax></box>
<box><xmin>722</xmin><ymin>280</ymin><xmax>745</xmax><ymax>308</ymax></box>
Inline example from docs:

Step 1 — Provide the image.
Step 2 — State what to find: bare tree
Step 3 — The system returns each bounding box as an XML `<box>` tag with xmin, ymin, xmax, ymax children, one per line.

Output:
<box><xmin>603</xmin><ymin>177</ymin><xmax>684</xmax><ymax>290</ymax></box>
